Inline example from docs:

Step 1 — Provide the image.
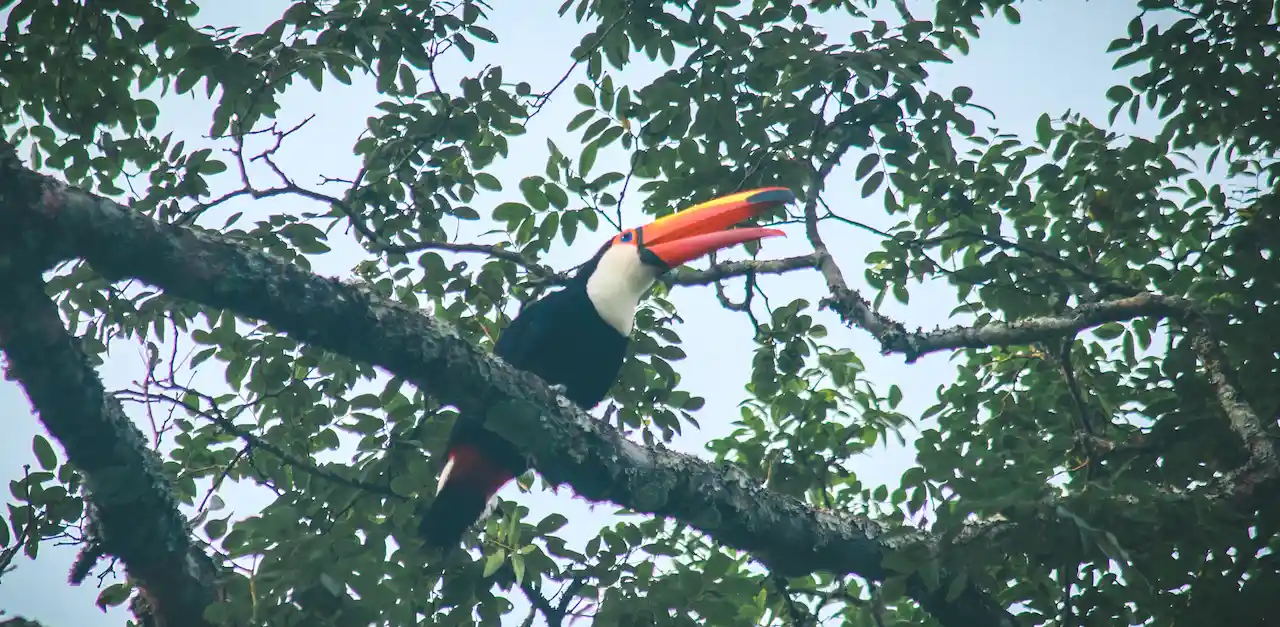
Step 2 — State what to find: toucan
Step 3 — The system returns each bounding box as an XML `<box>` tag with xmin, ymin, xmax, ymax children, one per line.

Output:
<box><xmin>419</xmin><ymin>187</ymin><xmax>796</xmax><ymax>548</ymax></box>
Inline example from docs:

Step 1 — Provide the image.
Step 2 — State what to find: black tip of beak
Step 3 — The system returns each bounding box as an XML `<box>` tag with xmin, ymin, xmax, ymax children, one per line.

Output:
<box><xmin>747</xmin><ymin>188</ymin><xmax>797</xmax><ymax>206</ymax></box>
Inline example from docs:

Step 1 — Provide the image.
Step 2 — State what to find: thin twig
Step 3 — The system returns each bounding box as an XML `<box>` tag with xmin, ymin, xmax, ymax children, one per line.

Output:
<box><xmin>523</xmin><ymin>8</ymin><xmax>633</xmax><ymax>124</ymax></box>
<box><xmin>773</xmin><ymin>573</ymin><xmax>811</xmax><ymax>626</ymax></box>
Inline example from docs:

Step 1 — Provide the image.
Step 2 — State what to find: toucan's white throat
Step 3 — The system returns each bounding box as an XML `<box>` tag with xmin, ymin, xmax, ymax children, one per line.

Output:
<box><xmin>585</xmin><ymin>244</ymin><xmax>660</xmax><ymax>336</ymax></box>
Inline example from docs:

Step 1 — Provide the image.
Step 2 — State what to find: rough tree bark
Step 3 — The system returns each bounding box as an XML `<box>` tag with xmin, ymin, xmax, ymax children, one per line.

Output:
<box><xmin>0</xmin><ymin>229</ymin><xmax>219</xmax><ymax>623</ymax></box>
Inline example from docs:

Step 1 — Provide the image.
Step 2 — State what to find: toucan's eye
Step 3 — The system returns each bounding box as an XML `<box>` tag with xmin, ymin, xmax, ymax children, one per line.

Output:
<box><xmin>619</xmin><ymin>231</ymin><xmax>634</xmax><ymax>243</ymax></box>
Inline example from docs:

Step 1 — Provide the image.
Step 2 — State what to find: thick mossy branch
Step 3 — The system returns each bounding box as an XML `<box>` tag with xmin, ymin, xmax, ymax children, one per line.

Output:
<box><xmin>1187</xmin><ymin>324</ymin><xmax>1278</xmax><ymax>480</ymax></box>
<box><xmin>0</xmin><ymin>143</ymin><xmax>1017</xmax><ymax>627</ymax></box>
<box><xmin>0</xmin><ymin>269</ymin><xmax>217</xmax><ymax>627</ymax></box>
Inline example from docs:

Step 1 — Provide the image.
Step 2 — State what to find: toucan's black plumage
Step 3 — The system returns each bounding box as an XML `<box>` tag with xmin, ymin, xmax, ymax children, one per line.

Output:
<box><xmin>418</xmin><ymin>187</ymin><xmax>795</xmax><ymax>548</ymax></box>
<box><xmin>419</xmin><ymin>249</ymin><xmax>628</xmax><ymax>547</ymax></box>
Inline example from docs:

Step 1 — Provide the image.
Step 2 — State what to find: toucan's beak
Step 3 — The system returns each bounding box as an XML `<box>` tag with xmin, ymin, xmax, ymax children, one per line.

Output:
<box><xmin>639</xmin><ymin>187</ymin><xmax>794</xmax><ymax>268</ymax></box>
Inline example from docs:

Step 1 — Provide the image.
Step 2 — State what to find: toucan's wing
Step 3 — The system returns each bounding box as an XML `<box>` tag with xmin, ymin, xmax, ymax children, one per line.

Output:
<box><xmin>420</xmin><ymin>292</ymin><xmax>564</xmax><ymax>548</ymax></box>
<box><xmin>493</xmin><ymin>291</ymin><xmax>561</xmax><ymax>370</ymax></box>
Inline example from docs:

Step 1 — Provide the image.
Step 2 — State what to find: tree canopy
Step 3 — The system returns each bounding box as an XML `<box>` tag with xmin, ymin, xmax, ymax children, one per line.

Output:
<box><xmin>1</xmin><ymin>0</ymin><xmax>1277</xmax><ymax>626</ymax></box>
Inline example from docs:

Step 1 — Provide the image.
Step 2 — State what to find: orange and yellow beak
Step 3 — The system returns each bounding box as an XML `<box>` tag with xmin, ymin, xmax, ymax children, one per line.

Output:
<box><xmin>615</xmin><ymin>187</ymin><xmax>794</xmax><ymax>269</ymax></box>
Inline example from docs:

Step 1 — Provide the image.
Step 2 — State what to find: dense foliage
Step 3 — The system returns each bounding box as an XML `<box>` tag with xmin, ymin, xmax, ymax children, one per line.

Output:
<box><xmin>1</xmin><ymin>0</ymin><xmax>1276</xmax><ymax>626</ymax></box>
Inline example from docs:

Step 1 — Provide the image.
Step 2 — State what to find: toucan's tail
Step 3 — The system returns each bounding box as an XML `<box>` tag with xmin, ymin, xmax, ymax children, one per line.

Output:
<box><xmin>419</xmin><ymin>445</ymin><xmax>516</xmax><ymax>548</ymax></box>
<box><xmin>419</xmin><ymin>479</ymin><xmax>494</xmax><ymax>548</ymax></box>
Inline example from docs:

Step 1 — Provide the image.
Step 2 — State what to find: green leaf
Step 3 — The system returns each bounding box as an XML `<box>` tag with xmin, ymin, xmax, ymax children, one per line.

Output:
<box><xmin>1106</xmin><ymin>85</ymin><xmax>1133</xmax><ymax>103</ymax></box>
<box><xmin>469</xmin><ymin>26</ymin><xmax>498</xmax><ymax>43</ymax></box>
<box><xmin>861</xmin><ymin>171</ymin><xmax>885</xmax><ymax>198</ymax></box>
<box><xmin>1127</xmin><ymin>15</ymin><xmax>1144</xmax><ymax>40</ymax></box>
<box><xmin>390</xmin><ymin>474</ymin><xmax>418</xmax><ymax>496</ymax></box>
<box><xmin>545</xmin><ymin>183</ymin><xmax>569</xmax><ymax>209</ymax></box>
<box><xmin>1035</xmin><ymin>113</ymin><xmax>1053</xmax><ymax>147</ymax></box>
<box><xmin>567</xmin><ymin>109</ymin><xmax>595</xmax><ymax>132</ymax></box>
<box><xmin>580</xmin><ymin>141</ymin><xmax>599</xmax><ymax>176</ymax></box>
<box><xmin>919</xmin><ymin>558</ymin><xmax>941</xmax><ymax>591</ymax></box>
<box><xmin>198</xmin><ymin>159</ymin><xmax>228</xmax><ymax>175</ymax></box>
<box><xmin>205</xmin><ymin>517</ymin><xmax>229</xmax><ymax>539</ymax></box>
<box><xmin>880</xmin><ymin>575</ymin><xmax>908</xmax><ymax>602</ymax></box>
<box><xmin>1093</xmin><ymin>322</ymin><xmax>1125</xmax><ymax>340</ymax></box>
<box><xmin>855</xmin><ymin>153</ymin><xmax>880</xmax><ymax>180</ymax></box>
<box><xmin>475</xmin><ymin>173</ymin><xmax>502</xmax><ymax>191</ymax></box>
<box><xmin>520</xmin><ymin>178</ymin><xmax>549</xmax><ymax>211</ymax></box>
<box><xmin>494</xmin><ymin>201</ymin><xmax>530</xmax><ymax>222</ymax></box>
<box><xmin>600</xmin><ymin>75</ymin><xmax>615</xmax><ymax>112</ymax></box>
<box><xmin>453</xmin><ymin>35</ymin><xmax>476</xmax><ymax>61</ymax></box>
<box><xmin>581</xmin><ymin>118</ymin><xmax>610</xmax><ymax>142</ymax></box>
<box><xmin>537</xmin><ymin>513</ymin><xmax>569</xmax><ymax>533</ymax></box>
<box><xmin>1187</xmin><ymin>178</ymin><xmax>1207</xmax><ymax>200</ymax></box>
<box><xmin>96</xmin><ymin>583</ymin><xmax>131</xmax><ymax>609</ymax></box>
<box><xmin>511</xmin><ymin>552</ymin><xmax>526</xmax><ymax>584</ymax></box>
<box><xmin>562</xmin><ymin>211</ymin><xmax>579</xmax><ymax>244</ymax></box>
<box><xmin>483</xmin><ymin>549</ymin><xmax>506</xmax><ymax>577</ymax></box>
<box><xmin>574</xmin><ymin>83</ymin><xmax>594</xmax><ymax>107</ymax></box>
<box><xmin>703</xmin><ymin>552</ymin><xmax>732</xmax><ymax>579</ymax></box>
<box><xmin>32</xmin><ymin>435</ymin><xmax>56</xmax><ymax>471</ymax></box>
<box><xmin>597</xmin><ymin>126</ymin><xmax>624</xmax><ymax>147</ymax></box>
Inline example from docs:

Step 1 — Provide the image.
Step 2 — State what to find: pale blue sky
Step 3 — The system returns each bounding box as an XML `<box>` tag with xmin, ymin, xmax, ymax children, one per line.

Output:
<box><xmin>1</xmin><ymin>1</ymin><xmax>1169</xmax><ymax>625</ymax></box>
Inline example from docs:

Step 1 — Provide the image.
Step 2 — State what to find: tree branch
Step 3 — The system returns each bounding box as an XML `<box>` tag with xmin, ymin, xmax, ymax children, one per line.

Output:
<box><xmin>0</xmin><ymin>268</ymin><xmax>217</xmax><ymax>627</ymax></box>
<box><xmin>520</xmin><ymin>579</ymin><xmax>565</xmax><ymax>627</ymax></box>
<box><xmin>669</xmin><ymin>254</ymin><xmax>818</xmax><ymax>286</ymax></box>
<box><xmin>1187</xmin><ymin>323</ymin><xmax>1278</xmax><ymax>480</ymax></box>
<box><xmin>532</xmin><ymin>253</ymin><xmax>818</xmax><ymax>291</ymax></box>
<box><xmin>801</xmin><ymin>89</ymin><xmax>920</xmax><ymax>354</ymax></box>
<box><xmin>0</xmin><ymin>144</ymin><xmax>1017</xmax><ymax>627</ymax></box>
<box><xmin>846</xmin><ymin>291</ymin><xmax>1192</xmax><ymax>362</ymax></box>
<box><xmin>792</xmin><ymin>91</ymin><xmax>1186</xmax><ymax>365</ymax></box>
